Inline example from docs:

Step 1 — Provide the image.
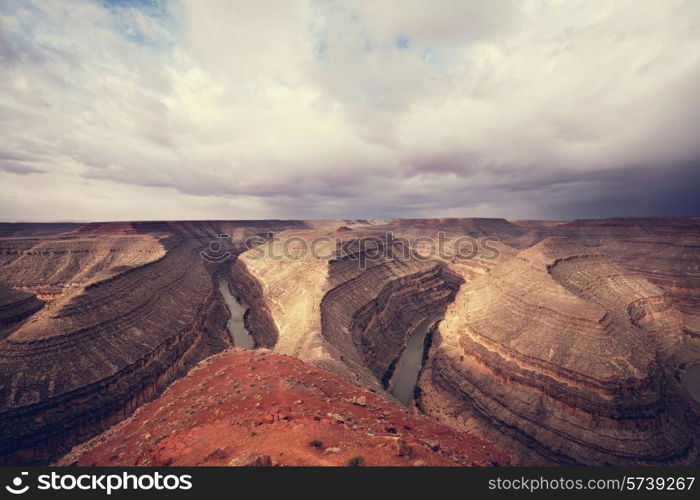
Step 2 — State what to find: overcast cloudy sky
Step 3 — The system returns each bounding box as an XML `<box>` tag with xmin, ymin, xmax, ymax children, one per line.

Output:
<box><xmin>1</xmin><ymin>0</ymin><xmax>699</xmax><ymax>221</ymax></box>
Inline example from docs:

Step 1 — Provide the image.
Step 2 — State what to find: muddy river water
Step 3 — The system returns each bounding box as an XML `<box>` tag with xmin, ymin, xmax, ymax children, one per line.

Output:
<box><xmin>218</xmin><ymin>278</ymin><xmax>255</xmax><ymax>349</ymax></box>
<box><xmin>389</xmin><ymin>315</ymin><xmax>442</xmax><ymax>406</ymax></box>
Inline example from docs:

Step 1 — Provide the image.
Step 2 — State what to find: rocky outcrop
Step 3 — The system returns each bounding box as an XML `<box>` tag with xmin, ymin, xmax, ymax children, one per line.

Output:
<box><xmin>321</xmin><ymin>250</ymin><xmax>459</xmax><ymax>389</ymax></box>
<box><xmin>57</xmin><ymin>350</ymin><xmax>509</xmax><ymax>467</ymax></box>
<box><xmin>527</xmin><ymin>217</ymin><xmax>700</xmax><ymax>340</ymax></box>
<box><xmin>232</xmin><ymin>229</ymin><xmax>460</xmax><ymax>392</ymax></box>
<box><xmin>418</xmin><ymin>238</ymin><xmax>700</xmax><ymax>465</ymax></box>
<box><xmin>0</xmin><ymin>221</ymin><xmax>310</xmax><ymax>464</ymax></box>
<box><xmin>0</xmin><ymin>234</ymin><xmax>166</xmax><ymax>299</ymax></box>
<box><xmin>0</xmin><ymin>238</ymin><xmax>231</xmax><ymax>464</ymax></box>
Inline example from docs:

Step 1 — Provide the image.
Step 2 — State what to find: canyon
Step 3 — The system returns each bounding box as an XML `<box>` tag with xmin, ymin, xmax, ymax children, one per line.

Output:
<box><xmin>0</xmin><ymin>217</ymin><xmax>698</xmax><ymax>465</ymax></box>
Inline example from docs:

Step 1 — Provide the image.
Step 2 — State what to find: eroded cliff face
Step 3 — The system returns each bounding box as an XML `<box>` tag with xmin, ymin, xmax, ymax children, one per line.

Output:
<box><xmin>0</xmin><ymin>238</ymin><xmax>229</xmax><ymax>464</ymax></box>
<box><xmin>515</xmin><ymin>218</ymin><xmax>700</xmax><ymax>342</ymax></box>
<box><xmin>231</xmin><ymin>229</ymin><xmax>460</xmax><ymax>392</ymax></box>
<box><xmin>229</xmin><ymin>221</ymin><xmax>700</xmax><ymax>466</ymax></box>
<box><xmin>0</xmin><ymin>234</ymin><xmax>166</xmax><ymax>300</ymax></box>
<box><xmin>321</xmin><ymin>250</ymin><xmax>459</xmax><ymax>389</ymax></box>
<box><xmin>0</xmin><ymin>221</ymin><xmax>303</xmax><ymax>464</ymax></box>
<box><xmin>0</xmin><ymin>286</ymin><xmax>44</xmax><ymax>339</ymax></box>
<box><xmin>572</xmin><ymin>219</ymin><xmax>700</xmax><ymax>344</ymax></box>
<box><xmin>417</xmin><ymin>237</ymin><xmax>700</xmax><ymax>465</ymax></box>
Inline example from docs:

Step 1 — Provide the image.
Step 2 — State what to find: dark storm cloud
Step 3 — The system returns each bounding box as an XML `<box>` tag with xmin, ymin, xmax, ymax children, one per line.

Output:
<box><xmin>545</xmin><ymin>162</ymin><xmax>700</xmax><ymax>219</ymax></box>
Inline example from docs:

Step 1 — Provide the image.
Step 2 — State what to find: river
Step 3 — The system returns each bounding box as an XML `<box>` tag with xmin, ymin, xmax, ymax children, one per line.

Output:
<box><xmin>388</xmin><ymin>315</ymin><xmax>442</xmax><ymax>406</ymax></box>
<box><xmin>218</xmin><ymin>278</ymin><xmax>255</xmax><ymax>349</ymax></box>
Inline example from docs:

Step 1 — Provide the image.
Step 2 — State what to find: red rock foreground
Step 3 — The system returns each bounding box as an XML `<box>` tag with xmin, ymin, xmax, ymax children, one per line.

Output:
<box><xmin>58</xmin><ymin>349</ymin><xmax>508</xmax><ymax>467</ymax></box>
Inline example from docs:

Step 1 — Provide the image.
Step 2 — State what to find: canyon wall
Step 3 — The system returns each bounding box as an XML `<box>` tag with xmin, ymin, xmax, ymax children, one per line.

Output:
<box><xmin>232</xmin><ymin>229</ymin><xmax>460</xmax><ymax>392</ymax></box>
<box><xmin>321</xmin><ymin>250</ymin><xmax>458</xmax><ymax>387</ymax></box>
<box><xmin>0</xmin><ymin>221</ymin><xmax>303</xmax><ymax>464</ymax></box>
<box><xmin>558</xmin><ymin>218</ymin><xmax>700</xmax><ymax>343</ymax></box>
<box><xmin>418</xmin><ymin>237</ymin><xmax>700</xmax><ymax>465</ymax></box>
<box><xmin>0</xmin><ymin>286</ymin><xmax>44</xmax><ymax>338</ymax></box>
<box><xmin>0</xmin><ymin>238</ymin><xmax>229</xmax><ymax>464</ymax></box>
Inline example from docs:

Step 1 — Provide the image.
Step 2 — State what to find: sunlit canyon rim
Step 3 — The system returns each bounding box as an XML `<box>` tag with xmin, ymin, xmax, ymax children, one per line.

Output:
<box><xmin>0</xmin><ymin>217</ymin><xmax>699</xmax><ymax>466</ymax></box>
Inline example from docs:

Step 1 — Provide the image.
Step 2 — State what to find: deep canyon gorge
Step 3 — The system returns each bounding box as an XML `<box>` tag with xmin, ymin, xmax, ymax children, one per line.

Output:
<box><xmin>0</xmin><ymin>218</ymin><xmax>699</xmax><ymax>465</ymax></box>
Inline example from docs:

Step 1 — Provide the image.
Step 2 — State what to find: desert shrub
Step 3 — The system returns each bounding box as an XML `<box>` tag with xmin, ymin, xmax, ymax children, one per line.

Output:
<box><xmin>347</xmin><ymin>455</ymin><xmax>365</xmax><ymax>467</ymax></box>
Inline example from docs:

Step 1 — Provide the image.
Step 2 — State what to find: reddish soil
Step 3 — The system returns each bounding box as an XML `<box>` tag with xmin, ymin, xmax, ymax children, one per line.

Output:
<box><xmin>59</xmin><ymin>349</ymin><xmax>509</xmax><ymax>467</ymax></box>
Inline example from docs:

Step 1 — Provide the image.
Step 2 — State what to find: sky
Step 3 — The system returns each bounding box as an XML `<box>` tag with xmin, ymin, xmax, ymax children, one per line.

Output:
<box><xmin>1</xmin><ymin>0</ymin><xmax>699</xmax><ymax>222</ymax></box>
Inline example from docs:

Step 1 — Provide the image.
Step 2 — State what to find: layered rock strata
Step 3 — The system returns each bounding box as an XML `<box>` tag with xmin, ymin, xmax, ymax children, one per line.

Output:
<box><xmin>0</xmin><ymin>237</ymin><xmax>231</xmax><ymax>464</ymax></box>
<box><xmin>321</xmin><ymin>250</ymin><xmax>459</xmax><ymax>387</ymax></box>
<box><xmin>232</xmin><ymin>230</ymin><xmax>460</xmax><ymax>392</ymax></box>
<box><xmin>418</xmin><ymin>238</ymin><xmax>700</xmax><ymax>465</ymax></box>
<box><xmin>0</xmin><ymin>234</ymin><xmax>166</xmax><ymax>299</ymax></box>
<box><xmin>0</xmin><ymin>286</ymin><xmax>44</xmax><ymax>338</ymax></box>
<box><xmin>523</xmin><ymin>218</ymin><xmax>700</xmax><ymax>340</ymax></box>
<box><xmin>0</xmin><ymin>221</ymin><xmax>311</xmax><ymax>464</ymax></box>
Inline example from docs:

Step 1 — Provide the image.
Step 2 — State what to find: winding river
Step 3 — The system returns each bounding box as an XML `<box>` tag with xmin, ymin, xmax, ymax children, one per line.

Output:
<box><xmin>389</xmin><ymin>315</ymin><xmax>442</xmax><ymax>406</ymax></box>
<box><xmin>218</xmin><ymin>278</ymin><xmax>255</xmax><ymax>349</ymax></box>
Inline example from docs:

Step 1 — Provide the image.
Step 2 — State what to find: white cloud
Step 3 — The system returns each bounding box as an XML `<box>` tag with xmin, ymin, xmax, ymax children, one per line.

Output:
<box><xmin>1</xmin><ymin>0</ymin><xmax>699</xmax><ymax>221</ymax></box>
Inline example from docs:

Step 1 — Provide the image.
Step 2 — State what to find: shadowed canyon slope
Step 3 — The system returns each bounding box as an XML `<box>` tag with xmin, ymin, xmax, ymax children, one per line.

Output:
<box><xmin>0</xmin><ymin>217</ymin><xmax>699</xmax><ymax>465</ymax></box>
